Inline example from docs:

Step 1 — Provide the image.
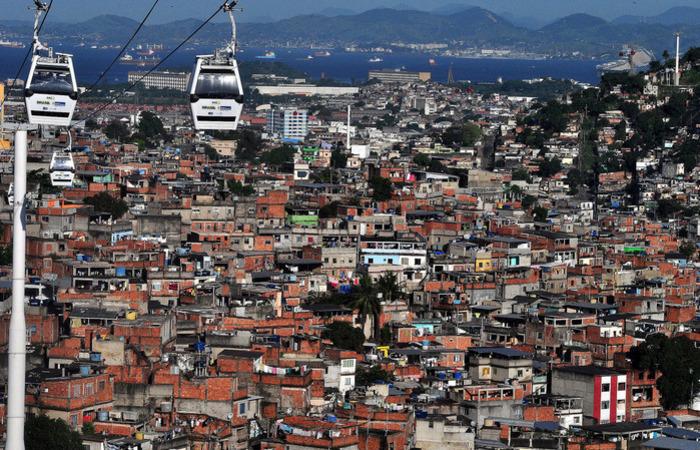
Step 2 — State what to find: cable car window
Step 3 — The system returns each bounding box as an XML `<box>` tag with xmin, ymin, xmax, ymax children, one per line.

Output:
<box><xmin>30</xmin><ymin>68</ymin><xmax>74</xmax><ymax>94</ymax></box>
<box><xmin>195</xmin><ymin>70</ymin><xmax>240</xmax><ymax>98</ymax></box>
<box><xmin>52</xmin><ymin>156</ymin><xmax>73</xmax><ymax>171</ymax></box>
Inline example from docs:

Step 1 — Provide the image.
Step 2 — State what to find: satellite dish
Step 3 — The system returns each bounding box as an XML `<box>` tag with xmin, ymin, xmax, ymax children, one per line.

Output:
<box><xmin>227</xmin><ymin>413</ymin><xmax>234</xmax><ymax>419</ymax></box>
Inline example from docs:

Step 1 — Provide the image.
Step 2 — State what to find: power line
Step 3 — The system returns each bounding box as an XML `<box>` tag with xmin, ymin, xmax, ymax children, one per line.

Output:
<box><xmin>79</xmin><ymin>0</ymin><xmax>161</xmax><ymax>99</ymax></box>
<box><xmin>0</xmin><ymin>0</ymin><xmax>54</xmax><ymax>112</ymax></box>
<box><xmin>73</xmin><ymin>0</ymin><xmax>231</xmax><ymax>129</ymax></box>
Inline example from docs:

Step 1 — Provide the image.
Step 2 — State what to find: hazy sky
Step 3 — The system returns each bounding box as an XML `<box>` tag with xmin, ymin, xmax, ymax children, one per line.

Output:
<box><xmin>0</xmin><ymin>0</ymin><xmax>697</xmax><ymax>23</ymax></box>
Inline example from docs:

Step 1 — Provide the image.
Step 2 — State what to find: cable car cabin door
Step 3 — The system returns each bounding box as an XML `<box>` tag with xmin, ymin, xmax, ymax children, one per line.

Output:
<box><xmin>24</xmin><ymin>55</ymin><xmax>78</xmax><ymax>127</ymax></box>
<box><xmin>189</xmin><ymin>57</ymin><xmax>244</xmax><ymax>131</ymax></box>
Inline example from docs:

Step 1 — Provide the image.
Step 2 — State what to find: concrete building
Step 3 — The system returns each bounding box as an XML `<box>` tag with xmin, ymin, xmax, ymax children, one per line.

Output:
<box><xmin>368</xmin><ymin>69</ymin><xmax>431</xmax><ymax>83</ymax></box>
<box><xmin>128</xmin><ymin>71</ymin><xmax>191</xmax><ymax>91</ymax></box>
<box><xmin>266</xmin><ymin>107</ymin><xmax>309</xmax><ymax>142</ymax></box>
<box><xmin>552</xmin><ymin>366</ymin><xmax>627</xmax><ymax>425</ymax></box>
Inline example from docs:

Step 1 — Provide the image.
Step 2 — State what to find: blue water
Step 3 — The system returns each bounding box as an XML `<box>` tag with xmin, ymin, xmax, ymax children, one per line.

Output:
<box><xmin>0</xmin><ymin>45</ymin><xmax>603</xmax><ymax>86</ymax></box>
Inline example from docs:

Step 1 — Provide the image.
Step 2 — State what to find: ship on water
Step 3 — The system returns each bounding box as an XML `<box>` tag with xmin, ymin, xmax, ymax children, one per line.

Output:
<box><xmin>369</xmin><ymin>57</ymin><xmax>383</xmax><ymax>63</ymax></box>
<box><xmin>314</xmin><ymin>51</ymin><xmax>331</xmax><ymax>57</ymax></box>
<box><xmin>256</xmin><ymin>51</ymin><xmax>276</xmax><ymax>59</ymax></box>
<box><xmin>0</xmin><ymin>40</ymin><xmax>26</xmax><ymax>48</ymax></box>
<box><xmin>119</xmin><ymin>53</ymin><xmax>160</xmax><ymax>66</ymax></box>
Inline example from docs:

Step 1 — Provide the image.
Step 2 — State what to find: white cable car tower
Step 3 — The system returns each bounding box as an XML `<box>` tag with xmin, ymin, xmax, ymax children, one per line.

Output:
<box><xmin>188</xmin><ymin>1</ymin><xmax>245</xmax><ymax>130</ymax></box>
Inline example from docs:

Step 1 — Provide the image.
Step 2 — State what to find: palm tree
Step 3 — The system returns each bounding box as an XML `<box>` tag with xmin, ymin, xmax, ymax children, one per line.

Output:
<box><xmin>374</xmin><ymin>271</ymin><xmax>406</xmax><ymax>340</ymax></box>
<box><xmin>349</xmin><ymin>274</ymin><xmax>379</xmax><ymax>340</ymax></box>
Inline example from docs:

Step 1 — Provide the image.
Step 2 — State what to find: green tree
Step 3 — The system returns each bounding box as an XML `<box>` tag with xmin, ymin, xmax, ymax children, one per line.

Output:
<box><xmin>629</xmin><ymin>334</ymin><xmax>700</xmax><ymax>410</ymax></box>
<box><xmin>533</xmin><ymin>205</ymin><xmax>548</xmax><ymax>222</ymax></box>
<box><xmin>461</xmin><ymin>123</ymin><xmax>483</xmax><ymax>146</ymax></box>
<box><xmin>227</xmin><ymin>179</ymin><xmax>255</xmax><ymax>196</ymax></box>
<box><xmin>260</xmin><ymin>144</ymin><xmax>296</xmax><ymax>165</ymax></box>
<box><xmin>680</xmin><ymin>243</ymin><xmax>696</xmax><ymax>261</ymax></box>
<box><xmin>81</xmin><ymin>420</ymin><xmax>96</xmax><ymax>435</ymax></box>
<box><xmin>376</xmin><ymin>271</ymin><xmax>404</xmax><ymax>305</ymax></box>
<box><xmin>327</xmin><ymin>321</ymin><xmax>365</xmax><ymax>352</ymax></box>
<box><xmin>104</xmin><ymin>119</ymin><xmax>129</xmax><ymax>142</ymax></box>
<box><xmin>371</xmin><ymin>177</ymin><xmax>394</xmax><ymax>202</ymax></box>
<box><xmin>512</xmin><ymin>169</ymin><xmax>532</xmax><ymax>183</ymax></box>
<box><xmin>356</xmin><ymin>364</ymin><xmax>395</xmax><ymax>386</ymax></box>
<box><xmin>521</xmin><ymin>195</ymin><xmax>537</xmax><ymax>209</ymax></box>
<box><xmin>349</xmin><ymin>274</ymin><xmax>382</xmax><ymax>341</ymax></box>
<box><xmin>319</xmin><ymin>201</ymin><xmax>340</xmax><ymax>218</ymax></box>
<box><xmin>137</xmin><ymin>111</ymin><xmax>166</xmax><ymax>139</ymax></box>
<box><xmin>331</xmin><ymin>149</ymin><xmax>348</xmax><ymax>169</ymax></box>
<box><xmin>25</xmin><ymin>415</ymin><xmax>83</xmax><ymax>450</ymax></box>
<box><xmin>83</xmin><ymin>192</ymin><xmax>129</xmax><ymax>219</ymax></box>
<box><xmin>414</xmin><ymin>153</ymin><xmax>430</xmax><ymax>167</ymax></box>
<box><xmin>203</xmin><ymin>144</ymin><xmax>221</xmax><ymax>162</ymax></box>
<box><xmin>236</xmin><ymin>129</ymin><xmax>263</xmax><ymax>161</ymax></box>
<box><xmin>84</xmin><ymin>118</ymin><xmax>99</xmax><ymax>131</ymax></box>
<box><xmin>538</xmin><ymin>157</ymin><xmax>562</xmax><ymax>178</ymax></box>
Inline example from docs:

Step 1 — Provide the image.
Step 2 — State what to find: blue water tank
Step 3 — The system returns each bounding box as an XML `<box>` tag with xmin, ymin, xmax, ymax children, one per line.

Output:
<box><xmin>416</xmin><ymin>410</ymin><xmax>428</xmax><ymax>419</ymax></box>
<box><xmin>437</xmin><ymin>373</ymin><xmax>446</xmax><ymax>380</ymax></box>
<box><xmin>79</xmin><ymin>364</ymin><xmax>91</xmax><ymax>375</ymax></box>
<box><xmin>454</xmin><ymin>372</ymin><xmax>462</xmax><ymax>379</ymax></box>
<box><xmin>90</xmin><ymin>352</ymin><xmax>102</xmax><ymax>362</ymax></box>
<box><xmin>194</xmin><ymin>342</ymin><xmax>206</xmax><ymax>352</ymax></box>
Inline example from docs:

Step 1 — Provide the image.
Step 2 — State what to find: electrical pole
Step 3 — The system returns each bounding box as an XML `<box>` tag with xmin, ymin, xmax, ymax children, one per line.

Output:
<box><xmin>7</xmin><ymin>129</ymin><xmax>28</xmax><ymax>450</ymax></box>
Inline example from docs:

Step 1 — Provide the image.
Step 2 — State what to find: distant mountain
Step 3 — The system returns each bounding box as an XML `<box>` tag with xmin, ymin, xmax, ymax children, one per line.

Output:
<box><xmin>315</xmin><ymin>8</ymin><xmax>356</xmax><ymax>17</ymax></box>
<box><xmin>1</xmin><ymin>7</ymin><xmax>699</xmax><ymax>60</ymax></box>
<box><xmin>613</xmin><ymin>6</ymin><xmax>700</xmax><ymax>26</ymax></box>
<box><xmin>539</xmin><ymin>13</ymin><xmax>609</xmax><ymax>32</ymax></box>
<box><xmin>498</xmin><ymin>11</ymin><xmax>553</xmax><ymax>30</ymax></box>
<box><xmin>238</xmin><ymin>15</ymin><xmax>276</xmax><ymax>23</ymax></box>
<box><xmin>431</xmin><ymin>3</ymin><xmax>474</xmax><ymax>15</ymax></box>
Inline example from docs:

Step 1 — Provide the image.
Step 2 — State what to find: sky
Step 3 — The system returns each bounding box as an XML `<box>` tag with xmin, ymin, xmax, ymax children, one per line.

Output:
<box><xmin>0</xmin><ymin>0</ymin><xmax>697</xmax><ymax>24</ymax></box>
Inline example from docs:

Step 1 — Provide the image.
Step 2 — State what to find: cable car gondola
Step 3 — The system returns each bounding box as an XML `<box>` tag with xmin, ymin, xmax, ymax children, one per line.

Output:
<box><xmin>49</xmin><ymin>130</ymin><xmax>75</xmax><ymax>187</ymax></box>
<box><xmin>188</xmin><ymin>2</ymin><xmax>244</xmax><ymax>131</ymax></box>
<box><xmin>24</xmin><ymin>1</ymin><xmax>78</xmax><ymax>127</ymax></box>
<box><xmin>49</xmin><ymin>151</ymin><xmax>75</xmax><ymax>187</ymax></box>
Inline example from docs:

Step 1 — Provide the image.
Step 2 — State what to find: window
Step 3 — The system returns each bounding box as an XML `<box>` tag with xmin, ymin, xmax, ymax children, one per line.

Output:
<box><xmin>74</xmin><ymin>385</ymin><xmax>81</xmax><ymax>397</ymax></box>
<box><xmin>99</xmin><ymin>380</ymin><xmax>106</xmax><ymax>391</ymax></box>
<box><xmin>517</xmin><ymin>369</ymin><xmax>524</xmax><ymax>377</ymax></box>
<box><xmin>239</xmin><ymin>402</ymin><xmax>246</xmax><ymax>415</ymax></box>
<box><xmin>455</xmin><ymin>354</ymin><xmax>461</xmax><ymax>362</ymax></box>
<box><xmin>601</xmin><ymin>383</ymin><xmax>610</xmax><ymax>392</ymax></box>
<box><xmin>85</xmin><ymin>383</ymin><xmax>94</xmax><ymax>395</ymax></box>
<box><xmin>70</xmin><ymin>414</ymin><xmax>78</xmax><ymax>426</ymax></box>
<box><xmin>618</xmin><ymin>382</ymin><xmax>626</xmax><ymax>391</ymax></box>
<box><xmin>342</xmin><ymin>360</ymin><xmax>354</xmax><ymax>368</ymax></box>
<box><xmin>601</xmin><ymin>401</ymin><xmax>610</xmax><ymax>409</ymax></box>
<box><xmin>617</xmin><ymin>399</ymin><xmax>625</xmax><ymax>406</ymax></box>
<box><xmin>344</xmin><ymin>377</ymin><xmax>352</xmax><ymax>385</ymax></box>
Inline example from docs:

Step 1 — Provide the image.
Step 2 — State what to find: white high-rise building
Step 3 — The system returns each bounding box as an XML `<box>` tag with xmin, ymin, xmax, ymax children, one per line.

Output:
<box><xmin>266</xmin><ymin>108</ymin><xmax>308</xmax><ymax>142</ymax></box>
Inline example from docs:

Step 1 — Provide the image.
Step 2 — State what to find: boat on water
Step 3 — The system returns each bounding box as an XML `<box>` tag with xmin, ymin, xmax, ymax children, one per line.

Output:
<box><xmin>314</xmin><ymin>51</ymin><xmax>331</xmax><ymax>57</ymax></box>
<box><xmin>296</xmin><ymin>55</ymin><xmax>313</xmax><ymax>60</ymax></box>
<box><xmin>119</xmin><ymin>53</ymin><xmax>160</xmax><ymax>66</ymax></box>
<box><xmin>429</xmin><ymin>58</ymin><xmax>436</xmax><ymax>66</ymax></box>
<box><xmin>0</xmin><ymin>40</ymin><xmax>26</xmax><ymax>49</ymax></box>
<box><xmin>256</xmin><ymin>51</ymin><xmax>276</xmax><ymax>59</ymax></box>
<box><xmin>369</xmin><ymin>57</ymin><xmax>383</xmax><ymax>63</ymax></box>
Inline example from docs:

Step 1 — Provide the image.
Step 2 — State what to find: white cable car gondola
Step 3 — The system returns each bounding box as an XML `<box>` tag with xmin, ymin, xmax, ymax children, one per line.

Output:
<box><xmin>49</xmin><ymin>151</ymin><xmax>75</xmax><ymax>187</ymax></box>
<box><xmin>188</xmin><ymin>2</ymin><xmax>244</xmax><ymax>131</ymax></box>
<box><xmin>49</xmin><ymin>131</ymin><xmax>75</xmax><ymax>187</ymax></box>
<box><xmin>24</xmin><ymin>1</ymin><xmax>78</xmax><ymax>127</ymax></box>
